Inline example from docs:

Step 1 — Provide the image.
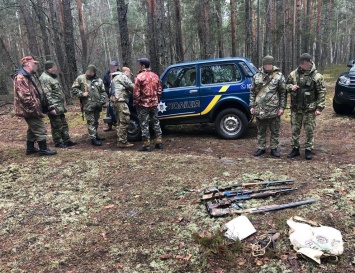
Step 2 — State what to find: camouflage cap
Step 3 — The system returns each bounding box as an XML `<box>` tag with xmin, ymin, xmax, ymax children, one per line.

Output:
<box><xmin>44</xmin><ymin>60</ymin><xmax>55</xmax><ymax>70</ymax></box>
<box><xmin>87</xmin><ymin>64</ymin><xmax>97</xmax><ymax>74</ymax></box>
<box><xmin>299</xmin><ymin>53</ymin><xmax>312</xmax><ymax>62</ymax></box>
<box><xmin>262</xmin><ymin>55</ymin><xmax>274</xmax><ymax>65</ymax></box>
<box><xmin>137</xmin><ymin>58</ymin><xmax>150</xmax><ymax>68</ymax></box>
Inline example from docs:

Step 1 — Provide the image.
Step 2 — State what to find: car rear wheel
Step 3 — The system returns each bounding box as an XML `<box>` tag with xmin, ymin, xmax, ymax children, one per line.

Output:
<box><xmin>127</xmin><ymin>113</ymin><xmax>142</xmax><ymax>142</ymax></box>
<box><xmin>215</xmin><ymin>108</ymin><xmax>248</xmax><ymax>139</ymax></box>
<box><xmin>333</xmin><ymin>99</ymin><xmax>354</xmax><ymax>115</ymax></box>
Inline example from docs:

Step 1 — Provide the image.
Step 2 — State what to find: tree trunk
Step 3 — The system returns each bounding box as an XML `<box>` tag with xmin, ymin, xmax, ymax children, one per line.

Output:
<box><xmin>61</xmin><ymin>0</ymin><xmax>78</xmax><ymax>83</ymax></box>
<box><xmin>156</xmin><ymin>0</ymin><xmax>165</xmax><ymax>73</ymax></box>
<box><xmin>245</xmin><ymin>0</ymin><xmax>252</xmax><ymax>59</ymax></box>
<box><xmin>18</xmin><ymin>0</ymin><xmax>40</xmax><ymax>59</ymax></box>
<box><xmin>34</xmin><ymin>0</ymin><xmax>51</xmax><ymax>59</ymax></box>
<box><xmin>264</xmin><ymin>0</ymin><xmax>271</xmax><ymax>56</ymax></box>
<box><xmin>314</xmin><ymin>0</ymin><xmax>323</xmax><ymax>66</ymax></box>
<box><xmin>117</xmin><ymin>0</ymin><xmax>132</xmax><ymax>67</ymax></box>
<box><xmin>77</xmin><ymin>0</ymin><xmax>88</xmax><ymax>70</ymax></box>
<box><xmin>215</xmin><ymin>0</ymin><xmax>224</xmax><ymax>58</ymax></box>
<box><xmin>147</xmin><ymin>0</ymin><xmax>159</xmax><ymax>73</ymax></box>
<box><xmin>230</xmin><ymin>0</ymin><xmax>237</xmax><ymax>56</ymax></box>
<box><xmin>174</xmin><ymin>0</ymin><xmax>184</xmax><ymax>62</ymax></box>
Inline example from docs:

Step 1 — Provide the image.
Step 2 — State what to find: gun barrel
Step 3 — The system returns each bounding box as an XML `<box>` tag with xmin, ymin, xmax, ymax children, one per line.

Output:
<box><xmin>248</xmin><ymin>198</ymin><xmax>316</xmax><ymax>214</ymax></box>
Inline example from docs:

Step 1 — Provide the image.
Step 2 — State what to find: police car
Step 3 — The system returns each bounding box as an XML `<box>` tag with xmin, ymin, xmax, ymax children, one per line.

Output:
<box><xmin>333</xmin><ymin>60</ymin><xmax>355</xmax><ymax>115</ymax></box>
<box><xmin>127</xmin><ymin>57</ymin><xmax>257</xmax><ymax>141</ymax></box>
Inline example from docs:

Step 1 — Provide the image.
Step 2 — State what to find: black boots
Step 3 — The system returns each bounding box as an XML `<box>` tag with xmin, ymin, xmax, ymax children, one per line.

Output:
<box><xmin>26</xmin><ymin>141</ymin><xmax>39</xmax><ymax>155</ymax></box>
<box><xmin>155</xmin><ymin>135</ymin><xmax>163</xmax><ymax>149</ymax></box>
<box><xmin>253</xmin><ymin>149</ymin><xmax>265</xmax><ymax>157</ymax></box>
<box><xmin>91</xmin><ymin>139</ymin><xmax>102</xmax><ymax>146</ymax></box>
<box><xmin>270</xmin><ymin>149</ymin><xmax>280</xmax><ymax>158</ymax></box>
<box><xmin>55</xmin><ymin>142</ymin><xmax>67</xmax><ymax>148</ymax></box>
<box><xmin>138</xmin><ymin>140</ymin><xmax>151</xmax><ymax>152</ymax></box>
<box><xmin>287</xmin><ymin>148</ymin><xmax>300</xmax><ymax>158</ymax></box>
<box><xmin>65</xmin><ymin>140</ymin><xmax>78</xmax><ymax>147</ymax></box>
<box><xmin>305</xmin><ymin>149</ymin><xmax>313</xmax><ymax>160</ymax></box>
<box><xmin>38</xmin><ymin>140</ymin><xmax>57</xmax><ymax>156</ymax></box>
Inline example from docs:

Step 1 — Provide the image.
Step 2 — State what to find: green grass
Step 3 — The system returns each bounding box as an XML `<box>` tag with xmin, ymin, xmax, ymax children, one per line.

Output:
<box><xmin>323</xmin><ymin>64</ymin><xmax>348</xmax><ymax>84</ymax></box>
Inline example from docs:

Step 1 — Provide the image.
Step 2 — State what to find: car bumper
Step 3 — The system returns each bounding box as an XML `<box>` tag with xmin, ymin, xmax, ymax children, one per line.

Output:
<box><xmin>334</xmin><ymin>85</ymin><xmax>355</xmax><ymax>106</ymax></box>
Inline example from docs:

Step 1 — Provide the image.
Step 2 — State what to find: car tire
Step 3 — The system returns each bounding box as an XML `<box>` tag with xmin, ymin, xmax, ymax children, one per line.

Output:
<box><xmin>333</xmin><ymin>99</ymin><xmax>354</xmax><ymax>115</ymax></box>
<box><xmin>127</xmin><ymin>113</ymin><xmax>142</xmax><ymax>142</ymax></box>
<box><xmin>215</xmin><ymin>108</ymin><xmax>248</xmax><ymax>139</ymax></box>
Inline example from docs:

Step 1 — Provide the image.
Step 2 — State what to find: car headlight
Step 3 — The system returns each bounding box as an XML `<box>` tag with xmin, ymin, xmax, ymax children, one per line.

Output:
<box><xmin>338</xmin><ymin>76</ymin><xmax>350</xmax><ymax>86</ymax></box>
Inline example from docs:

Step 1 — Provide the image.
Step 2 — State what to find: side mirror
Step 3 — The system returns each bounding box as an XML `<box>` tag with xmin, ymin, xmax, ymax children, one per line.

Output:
<box><xmin>347</xmin><ymin>60</ymin><xmax>355</xmax><ymax>68</ymax></box>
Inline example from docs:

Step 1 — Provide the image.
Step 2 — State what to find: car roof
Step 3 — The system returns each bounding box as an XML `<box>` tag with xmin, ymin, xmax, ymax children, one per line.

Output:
<box><xmin>166</xmin><ymin>57</ymin><xmax>252</xmax><ymax>68</ymax></box>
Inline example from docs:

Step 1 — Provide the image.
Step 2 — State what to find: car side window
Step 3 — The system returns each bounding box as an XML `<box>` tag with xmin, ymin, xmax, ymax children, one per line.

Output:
<box><xmin>200</xmin><ymin>64</ymin><xmax>242</xmax><ymax>85</ymax></box>
<box><xmin>162</xmin><ymin>66</ymin><xmax>197</xmax><ymax>89</ymax></box>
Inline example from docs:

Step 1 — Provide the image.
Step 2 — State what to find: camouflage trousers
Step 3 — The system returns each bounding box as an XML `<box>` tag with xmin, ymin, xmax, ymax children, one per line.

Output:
<box><xmin>256</xmin><ymin>116</ymin><xmax>280</xmax><ymax>150</ymax></box>
<box><xmin>48</xmin><ymin>113</ymin><xmax>70</xmax><ymax>145</ymax></box>
<box><xmin>291</xmin><ymin>111</ymin><xmax>316</xmax><ymax>151</ymax></box>
<box><xmin>85</xmin><ymin>110</ymin><xmax>101</xmax><ymax>139</ymax></box>
<box><xmin>114</xmin><ymin>102</ymin><xmax>130</xmax><ymax>143</ymax></box>
<box><xmin>136</xmin><ymin>106</ymin><xmax>162</xmax><ymax>141</ymax></box>
<box><xmin>24</xmin><ymin>117</ymin><xmax>47</xmax><ymax>142</ymax></box>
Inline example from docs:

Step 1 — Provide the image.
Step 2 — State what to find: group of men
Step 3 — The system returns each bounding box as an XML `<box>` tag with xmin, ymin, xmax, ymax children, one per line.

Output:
<box><xmin>12</xmin><ymin>56</ymin><xmax>163</xmax><ymax>156</ymax></box>
<box><xmin>12</xmin><ymin>53</ymin><xmax>325</xmax><ymax>160</ymax></box>
<box><xmin>250</xmin><ymin>53</ymin><xmax>326</xmax><ymax>160</ymax></box>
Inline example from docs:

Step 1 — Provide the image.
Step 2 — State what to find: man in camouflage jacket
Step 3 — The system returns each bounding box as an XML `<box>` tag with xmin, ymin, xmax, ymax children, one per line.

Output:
<box><xmin>39</xmin><ymin>61</ymin><xmax>77</xmax><ymax>148</ymax></box>
<box><xmin>12</xmin><ymin>56</ymin><xmax>57</xmax><ymax>156</ymax></box>
<box><xmin>110</xmin><ymin>66</ymin><xmax>134</xmax><ymax>148</ymax></box>
<box><xmin>286</xmin><ymin>53</ymin><xmax>326</xmax><ymax>160</ymax></box>
<box><xmin>250</xmin><ymin>55</ymin><xmax>286</xmax><ymax>158</ymax></box>
<box><xmin>72</xmin><ymin>65</ymin><xmax>106</xmax><ymax>146</ymax></box>
<box><xmin>133</xmin><ymin>58</ymin><xmax>163</xmax><ymax>152</ymax></box>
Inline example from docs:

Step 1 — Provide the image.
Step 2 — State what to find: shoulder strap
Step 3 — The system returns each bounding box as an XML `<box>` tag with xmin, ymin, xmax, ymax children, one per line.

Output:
<box><xmin>256</xmin><ymin>72</ymin><xmax>278</xmax><ymax>99</ymax></box>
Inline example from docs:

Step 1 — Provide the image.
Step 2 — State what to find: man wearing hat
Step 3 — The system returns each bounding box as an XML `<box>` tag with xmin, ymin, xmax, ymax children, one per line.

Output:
<box><xmin>39</xmin><ymin>60</ymin><xmax>77</xmax><ymax>148</ymax></box>
<box><xmin>72</xmin><ymin>65</ymin><xmax>106</xmax><ymax>146</ymax></box>
<box><xmin>102</xmin><ymin>60</ymin><xmax>119</xmax><ymax>131</ymax></box>
<box><xmin>250</xmin><ymin>55</ymin><xmax>286</xmax><ymax>157</ymax></box>
<box><xmin>286</xmin><ymin>53</ymin><xmax>326</xmax><ymax>160</ymax></box>
<box><xmin>110</xmin><ymin>66</ymin><xmax>135</xmax><ymax>148</ymax></box>
<box><xmin>133</xmin><ymin>58</ymin><xmax>163</xmax><ymax>152</ymax></box>
<box><xmin>12</xmin><ymin>56</ymin><xmax>57</xmax><ymax>156</ymax></box>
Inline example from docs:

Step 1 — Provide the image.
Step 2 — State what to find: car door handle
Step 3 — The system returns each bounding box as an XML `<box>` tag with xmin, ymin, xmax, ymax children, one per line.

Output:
<box><xmin>189</xmin><ymin>90</ymin><xmax>198</xmax><ymax>94</ymax></box>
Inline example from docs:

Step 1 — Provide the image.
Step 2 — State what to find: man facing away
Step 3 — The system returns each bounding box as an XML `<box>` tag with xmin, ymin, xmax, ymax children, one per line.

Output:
<box><xmin>286</xmin><ymin>53</ymin><xmax>326</xmax><ymax>160</ymax></box>
<box><xmin>133</xmin><ymin>58</ymin><xmax>163</xmax><ymax>152</ymax></box>
<box><xmin>72</xmin><ymin>65</ymin><xmax>106</xmax><ymax>146</ymax></box>
<box><xmin>110</xmin><ymin>66</ymin><xmax>134</xmax><ymax>148</ymax></box>
<box><xmin>39</xmin><ymin>60</ymin><xmax>77</xmax><ymax>148</ymax></box>
<box><xmin>12</xmin><ymin>56</ymin><xmax>57</xmax><ymax>156</ymax></box>
<box><xmin>103</xmin><ymin>60</ymin><xmax>119</xmax><ymax>131</ymax></box>
<box><xmin>250</xmin><ymin>55</ymin><xmax>286</xmax><ymax>158</ymax></box>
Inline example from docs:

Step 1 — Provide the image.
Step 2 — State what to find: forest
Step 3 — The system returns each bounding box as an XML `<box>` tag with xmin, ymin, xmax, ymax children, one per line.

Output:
<box><xmin>0</xmin><ymin>0</ymin><xmax>355</xmax><ymax>96</ymax></box>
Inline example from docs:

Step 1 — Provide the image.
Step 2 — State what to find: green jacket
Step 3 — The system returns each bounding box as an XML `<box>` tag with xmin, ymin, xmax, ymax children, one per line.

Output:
<box><xmin>110</xmin><ymin>71</ymin><xmax>134</xmax><ymax>104</ymax></box>
<box><xmin>72</xmin><ymin>74</ymin><xmax>106</xmax><ymax>112</ymax></box>
<box><xmin>250</xmin><ymin>66</ymin><xmax>286</xmax><ymax>119</ymax></box>
<box><xmin>286</xmin><ymin>62</ymin><xmax>326</xmax><ymax>112</ymax></box>
<box><xmin>39</xmin><ymin>71</ymin><xmax>67</xmax><ymax>115</ymax></box>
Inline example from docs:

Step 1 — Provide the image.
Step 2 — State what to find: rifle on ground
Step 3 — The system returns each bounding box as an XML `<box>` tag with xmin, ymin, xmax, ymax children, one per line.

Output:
<box><xmin>208</xmin><ymin>198</ymin><xmax>316</xmax><ymax>217</ymax></box>
<box><xmin>205</xmin><ymin>188</ymin><xmax>297</xmax><ymax>212</ymax></box>
<box><xmin>203</xmin><ymin>179</ymin><xmax>294</xmax><ymax>195</ymax></box>
<box><xmin>201</xmin><ymin>186</ymin><xmax>295</xmax><ymax>201</ymax></box>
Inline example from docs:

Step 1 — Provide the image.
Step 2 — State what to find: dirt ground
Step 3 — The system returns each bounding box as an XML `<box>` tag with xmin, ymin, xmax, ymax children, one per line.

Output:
<box><xmin>0</xmin><ymin>85</ymin><xmax>354</xmax><ymax>273</ymax></box>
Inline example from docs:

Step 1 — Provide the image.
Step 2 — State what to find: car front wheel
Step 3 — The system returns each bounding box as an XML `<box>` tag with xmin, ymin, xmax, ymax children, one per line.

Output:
<box><xmin>333</xmin><ymin>98</ymin><xmax>354</xmax><ymax>115</ymax></box>
<box><xmin>215</xmin><ymin>108</ymin><xmax>248</xmax><ymax>139</ymax></box>
<box><xmin>127</xmin><ymin>113</ymin><xmax>142</xmax><ymax>142</ymax></box>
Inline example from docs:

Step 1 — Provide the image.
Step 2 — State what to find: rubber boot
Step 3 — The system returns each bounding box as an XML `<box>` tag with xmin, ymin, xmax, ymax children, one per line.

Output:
<box><xmin>287</xmin><ymin>148</ymin><xmax>300</xmax><ymax>158</ymax></box>
<box><xmin>270</xmin><ymin>148</ymin><xmax>280</xmax><ymax>158</ymax></box>
<box><xmin>91</xmin><ymin>139</ymin><xmax>102</xmax><ymax>146</ymax></box>
<box><xmin>305</xmin><ymin>149</ymin><xmax>313</xmax><ymax>160</ymax></box>
<box><xmin>138</xmin><ymin>140</ymin><xmax>151</xmax><ymax>152</ymax></box>
<box><xmin>155</xmin><ymin>135</ymin><xmax>163</xmax><ymax>149</ymax></box>
<box><xmin>38</xmin><ymin>140</ymin><xmax>57</xmax><ymax>156</ymax></box>
<box><xmin>26</xmin><ymin>141</ymin><xmax>39</xmax><ymax>155</ymax></box>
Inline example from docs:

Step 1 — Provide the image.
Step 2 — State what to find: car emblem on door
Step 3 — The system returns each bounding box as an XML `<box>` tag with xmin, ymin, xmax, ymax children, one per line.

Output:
<box><xmin>158</xmin><ymin>101</ymin><xmax>167</xmax><ymax>113</ymax></box>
